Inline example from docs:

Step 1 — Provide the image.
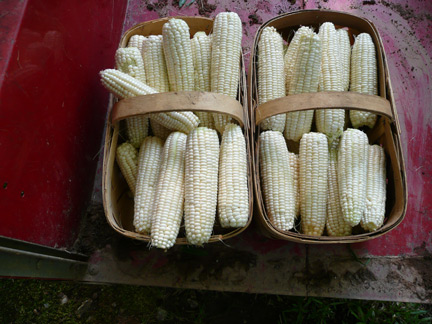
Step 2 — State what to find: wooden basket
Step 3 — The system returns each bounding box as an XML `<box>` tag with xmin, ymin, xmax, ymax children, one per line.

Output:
<box><xmin>102</xmin><ymin>17</ymin><xmax>253</xmax><ymax>244</ymax></box>
<box><xmin>248</xmin><ymin>10</ymin><xmax>408</xmax><ymax>244</ymax></box>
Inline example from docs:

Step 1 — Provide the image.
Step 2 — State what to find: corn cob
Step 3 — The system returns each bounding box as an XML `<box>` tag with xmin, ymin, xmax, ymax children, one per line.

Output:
<box><xmin>113</xmin><ymin>49</ymin><xmax>149</xmax><ymax>149</ymax></box>
<box><xmin>151</xmin><ymin>132</ymin><xmax>187</xmax><ymax>249</ymax></box>
<box><xmin>150</xmin><ymin>119</ymin><xmax>171</xmax><ymax>141</ymax></box>
<box><xmin>326</xmin><ymin>140</ymin><xmax>352</xmax><ymax>236</ymax></box>
<box><xmin>361</xmin><ymin>145</ymin><xmax>386</xmax><ymax>231</ymax></box>
<box><xmin>115</xmin><ymin>47</ymin><xmax>147</xmax><ymax>83</ymax></box>
<box><xmin>211</xmin><ymin>12</ymin><xmax>242</xmax><ymax>134</ymax></box>
<box><xmin>125</xmin><ymin>116</ymin><xmax>149</xmax><ymax>149</ymax></box>
<box><xmin>134</xmin><ymin>137</ymin><xmax>164</xmax><ymax>234</ymax></box>
<box><xmin>337</xmin><ymin>28</ymin><xmax>351</xmax><ymax>91</ymax></box>
<box><xmin>299</xmin><ymin>132</ymin><xmax>329</xmax><ymax>236</ymax></box>
<box><xmin>218</xmin><ymin>124</ymin><xmax>249</xmax><ymax>228</ymax></box>
<box><xmin>184</xmin><ymin>127</ymin><xmax>220</xmax><ymax>245</ymax></box>
<box><xmin>142</xmin><ymin>35</ymin><xmax>170</xmax><ymax>92</ymax></box>
<box><xmin>284</xmin><ymin>26</ymin><xmax>314</xmax><ymax>94</ymax></box>
<box><xmin>127</xmin><ymin>35</ymin><xmax>146</xmax><ymax>53</ymax></box>
<box><xmin>259</xmin><ymin>131</ymin><xmax>296</xmax><ymax>231</ymax></box>
<box><xmin>258</xmin><ymin>26</ymin><xmax>286</xmax><ymax>132</ymax></box>
<box><xmin>116</xmin><ymin>142</ymin><xmax>138</xmax><ymax>195</ymax></box>
<box><xmin>285</xmin><ymin>33</ymin><xmax>321</xmax><ymax>142</ymax></box>
<box><xmin>315</xmin><ymin>22</ymin><xmax>345</xmax><ymax>144</ymax></box>
<box><xmin>100</xmin><ymin>69</ymin><xmax>157</xmax><ymax>98</ymax></box>
<box><xmin>288</xmin><ymin>152</ymin><xmax>300</xmax><ymax>218</ymax></box>
<box><xmin>338</xmin><ymin>128</ymin><xmax>369</xmax><ymax>227</ymax></box>
<box><xmin>191</xmin><ymin>32</ymin><xmax>211</xmax><ymax>92</ymax></box>
<box><xmin>350</xmin><ymin>33</ymin><xmax>378</xmax><ymax>129</ymax></box>
<box><xmin>149</xmin><ymin>112</ymin><xmax>199</xmax><ymax>134</ymax></box>
<box><xmin>100</xmin><ymin>69</ymin><xmax>199</xmax><ymax>134</ymax></box>
<box><xmin>191</xmin><ymin>31</ymin><xmax>214</xmax><ymax>129</ymax></box>
<box><xmin>162</xmin><ymin>18</ymin><xmax>194</xmax><ymax>91</ymax></box>
<box><xmin>141</xmin><ymin>35</ymin><xmax>173</xmax><ymax>138</ymax></box>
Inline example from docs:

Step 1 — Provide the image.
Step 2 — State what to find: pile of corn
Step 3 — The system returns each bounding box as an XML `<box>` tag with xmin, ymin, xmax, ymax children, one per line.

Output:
<box><xmin>257</xmin><ymin>22</ymin><xmax>386</xmax><ymax>236</ymax></box>
<box><xmin>100</xmin><ymin>13</ymin><xmax>249</xmax><ymax>249</ymax></box>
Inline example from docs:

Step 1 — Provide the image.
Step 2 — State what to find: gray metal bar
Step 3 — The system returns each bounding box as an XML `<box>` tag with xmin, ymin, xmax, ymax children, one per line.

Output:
<box><xmin>0</xmin><ymin>246</ymin><xmax>88</xmax><ymax>280</ymax></box>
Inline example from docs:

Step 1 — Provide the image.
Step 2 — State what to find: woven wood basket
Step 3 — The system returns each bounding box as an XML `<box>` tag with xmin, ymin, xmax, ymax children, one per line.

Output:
<box><xmin>248</xmin><ymin>10</ymin><xmax>408</xmax><ymax>243</ymax></box>
<box><xmin>102</xmin><ymin>17</ymin><xmax>253</xmax><ymax>244</ymax></box>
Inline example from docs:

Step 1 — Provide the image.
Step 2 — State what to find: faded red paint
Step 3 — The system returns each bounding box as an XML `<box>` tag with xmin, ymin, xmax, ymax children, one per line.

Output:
<box><xmin>0</xmin><ymin>0</ymin><xmax>128</xmax><ymax>248</ymax></box>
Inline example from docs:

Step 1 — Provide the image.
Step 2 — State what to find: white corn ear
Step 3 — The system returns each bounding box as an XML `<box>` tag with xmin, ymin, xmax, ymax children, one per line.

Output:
<box><xmin>191</xmin><ymin>31</ymin><xmax>214</xmax><ymax>129</ymax></box>
<box><xmin>211</xmin><ymin>12</ymin><xmax>242</xmax><ymax>134</ymax></box>
<box><xmin>285</xmin><ymin>33</ymin><xmax>321</xmax><ymax>142</ymax></box>
<box><xmin>326</xmin><ymin>140</ymin><xmax>352</xmax><ymax>236</ymax></box>
<box><xmin>151</xmin><ymin>132</ymin><xmax>187</xmax><ymax>249</ymax></box>
<box><xmin>284</xmin><ymin>26</ymin><xmax>314</xmax><ymax>94</ymax></box>
<box><xmin>337</xmin><ymin>28</ymin><xmax>351</xmax><ymax>91</ymax></box>
<box><xmin>218</xmin><ymin>124</ymin><xmax>249</xmax><ymax>228</ymax></box>
<box><xmin>104</xmin><ymin>64</ymin><xmax>151</xmax><ymax>149</ymax></box>
<box><xmin>315</xmin><ymin>22</ymin><xmax>345</xmax><ymax>144</ymax></box>
<box><xmin>361</xmin><ymin>145</ymin><xmax>386</xmax><ymax>231</ymax></box>
<box><xmin>258</xmin><ymin>26</ymin><xmax>286</xmax><ymax>132</ymax></box>
<box><xmin>162</xmin><ymin>18</ymin><xmax>194</xmax><ymax>91</ymax></box>
<box><xmin>184</xmin><ymin>127</ymin><xmax>220</xmax><ymax>245</ymax></box>
<box><xmin>127</xmin><ymin>35</ymin><xmax>146</xmax><ymax>53</ymax></box>
<box><xmin>288</xmin><ymin>152</ymin><xmax>300</xmax><ymax>218</ymax></box>
<box><xmin>142</xmin><ymin>35</ymin><xmax>170</xmax><ymax>92</ymax></box>
<box><xmin>259</xmin><ymin>131</ymin><xmax>296</xmax><ymax>231</ymax></box>
<box><xmin>115</xmin><ymin>47</ymin><xmax>147</xmax><ymax>83</ymax></box>
<box><xmin>116</xmin><ymin>142</ymin><xmax>138</xmax><ymax>195</ymax></box>
<box><xmin>100</xmin><ymin>69</ymin><xmax>157</xmax><ymax>99</ymax></box>
<box><xmin>134</xmin><ymin>137</ymin><xmax>163</xmax><ymax>234</ymax></box>
<box><xmin>100</xmin><ymin>69</ymin><xmax>199</xmax><ymax>135</ymax></box>
<box><xmin>338</xmin><ymin>128</ymin><xmax>369</xmax><ymax>227</ymax></box>
<box><xmin>299</xmin><ymin>132</ymin><xmax>329</xmax><ymax>236</ymax></box>
<box><xmin>350</xmin><ymin>33</ymin><xmax>378</xmax><ymax>129</ymax></box>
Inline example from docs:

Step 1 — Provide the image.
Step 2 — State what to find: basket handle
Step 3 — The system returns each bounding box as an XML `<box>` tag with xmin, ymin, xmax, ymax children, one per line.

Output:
<box><xmin>255</xmin><ymin>92</ymin><xmax>393</xmax><ymax>126</ymax></box>
<box><xmin>112</xmin><ymin>91</ymin><xmax>245</xmax><ymax>128</ymax></box>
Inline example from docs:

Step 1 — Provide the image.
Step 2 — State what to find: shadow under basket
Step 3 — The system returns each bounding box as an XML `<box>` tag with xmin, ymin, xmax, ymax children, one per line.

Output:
<box><xmin>102</xmin><ymin>17</ymin><xmax>253</xmax><ymax>245</ymax></box>
<box><xmin>248</xmin><ymin>10</ymin><xmax>408</xmax><ymax>244</ymax></box>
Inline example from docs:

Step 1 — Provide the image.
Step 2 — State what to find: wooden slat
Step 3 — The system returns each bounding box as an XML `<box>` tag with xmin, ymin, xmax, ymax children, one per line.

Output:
<box><xmin>112</xmin><ymin>91</ymin><xmax>245</xmax><ymax>128</ymax></box>
<box><xmin>255</xmin><ymin>92</ymin><xmax>393</xmax><ymax>126</ymax></box>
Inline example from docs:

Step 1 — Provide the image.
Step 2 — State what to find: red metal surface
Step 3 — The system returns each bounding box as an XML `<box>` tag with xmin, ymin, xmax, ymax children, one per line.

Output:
<box><xmin>0</xmin><ymin>0</ymin><xmax>128</xmax><ymax>248</ymax></box>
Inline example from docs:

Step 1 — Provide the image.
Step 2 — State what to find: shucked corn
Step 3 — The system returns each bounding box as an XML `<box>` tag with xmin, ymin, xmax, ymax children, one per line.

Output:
<box><xmin>256</xmin><ymin>23</ymin><xmax>387</xmax><ymax>237</ymax></box>
<box><xmin>101</xmin><ymin>14</ymin><xmax>248</xmax><ymax>248</ymax></box>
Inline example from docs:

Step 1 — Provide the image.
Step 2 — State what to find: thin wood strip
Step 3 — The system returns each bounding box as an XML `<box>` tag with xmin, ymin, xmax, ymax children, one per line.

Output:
<box><xmin>255</xmin><ymin>92</ymin><xmax>393</xmax><ymax>126</ymax></box>
<box><xmin>112</xmin><ymin>91</ymin><xmax>244</xmax><ymax>128</ymax></box>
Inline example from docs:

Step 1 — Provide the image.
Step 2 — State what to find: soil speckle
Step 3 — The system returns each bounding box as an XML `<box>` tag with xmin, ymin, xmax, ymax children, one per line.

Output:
<box><xmin>248</xmin><ymin>13</ymin><xmax>262</xmax><ymax>26</ymax></box>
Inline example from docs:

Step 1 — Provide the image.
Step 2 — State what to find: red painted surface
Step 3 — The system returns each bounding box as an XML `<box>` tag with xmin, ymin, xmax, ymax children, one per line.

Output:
<box><xmin>0</xmin><ymin>0</ymin><xmax>28</xmax><ymax>87</ymax></box>
<box><xmin>0</xmin><ymin>0</ymin><xmax>127</xmax><ymax>248</ymax></box>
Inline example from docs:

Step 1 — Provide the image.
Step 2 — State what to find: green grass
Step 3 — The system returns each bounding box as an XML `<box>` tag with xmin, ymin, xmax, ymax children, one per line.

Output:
<box><xmin>0</xmin><ymin>279</ymin><xmax>430</xmax><ymax>324</ymax></box>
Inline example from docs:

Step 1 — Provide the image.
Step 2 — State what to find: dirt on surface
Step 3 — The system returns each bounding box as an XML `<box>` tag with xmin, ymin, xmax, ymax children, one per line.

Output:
<box><xmin>197</xmin><ymin>0</ymin><xmax>217</xmax><ymax>17</ymax></box>
<box><xmin>248</xmin><ymin>13</ymin><xmax>262</xmax><ymax>26</ymax></box>
<box><xmin>71</xmin><ymin>204</ymin><xmax>116</xmax><ymax>255</ymax></box>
